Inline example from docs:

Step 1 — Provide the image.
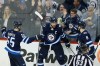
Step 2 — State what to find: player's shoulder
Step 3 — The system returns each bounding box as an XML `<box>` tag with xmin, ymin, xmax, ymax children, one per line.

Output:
<box><xmin>17</xmin><ymin>31</ymin><xmax>24</xmax><ymax>35</ymax></box>
<box><xmin>7</xmin><ymin>29</ymin><xmax>13</xmax><ymax>31</ymax></box>
<box><xmin>17</xmin><ymin>31</ymin><xmax>26</xmax><ymax>38</ymax></box>
<box><xmin>82</xmin><ymin>30</ymin><xmax>89</xmax><ymax>35</ymax></box>
<box><xmin>6</xmin><ymin>29</ymin><xmax>14</xmax><ymax>33</ymax></box>
<box><xmin>43</xmin><ymin>23</ymin><xmax>50</xmax><ymax>28</ymax></box>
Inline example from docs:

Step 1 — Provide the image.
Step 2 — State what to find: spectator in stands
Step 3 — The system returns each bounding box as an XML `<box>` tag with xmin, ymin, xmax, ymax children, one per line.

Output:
<box><xmin>73</xmin><ymin>0</ymin><xmax>88</xmax><ymax>13</ymax></box>
<box><xmin>32</xmin><ymin>0</ymin><xmax>35</xmax><ymax>6</ymax></box>
<box><xmin>0</xmin><ymin>0</ymin><xmax>4</xmax><ymax>8</ymax></box>
<box><xmin>59</xmin><ymin>3</ymin><xmax>70</xmax><ymax>29</ymax></box>
<box><xmin>18</xmin><ymin>0</ymin><xmax>27</xmax><ymax>11</ymax></box>
<box><xmin>41</xmin><ymin>0</ymin><xmax>58</xmax><ymax>23</ymax></box>
<box><xmin>81</xmin><ymin>5</ymin><xmax>97</xmax><ymax>41</ymax></box>
<box><xmin>43</xmin><ymin>0</ymin><xmax>53</xmax><ymax>23</ymax></box>
<box><xmin>2</xmin><ymin>6</ymin><xmax>17</xmax><ymax>28</ymax></box>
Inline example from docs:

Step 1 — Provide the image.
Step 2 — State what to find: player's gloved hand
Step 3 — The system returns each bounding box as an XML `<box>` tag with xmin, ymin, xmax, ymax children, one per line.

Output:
<box><xmin>1</xmin><ymin>26</ymin><xmax>6</xmax><ymax>33</ymax></box>
<box><xmin>35</xmin><ymin>35</ymin><xmax>44</xmax><ymax>40</ymax></box>
<box><xmin>65</xmin><ymin>43</ymin><xmax>70</xmax><ymax>48</ymax></box>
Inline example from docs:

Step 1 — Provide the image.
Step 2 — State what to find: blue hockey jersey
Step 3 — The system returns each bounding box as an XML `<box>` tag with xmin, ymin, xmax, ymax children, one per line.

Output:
<box><xmin>42</xmin><ymin>23</ymin><xmax>64</xmax><ymax>45</ymax></box>
<box><xmin>2</xmin><ymin>29</ymin><xmax>35</xmax><ymax>55</ymax></box>
<box><xmin>77</xmin><ymin>30</ymin><xmax>93</xmax><ymax>48</ymax></box>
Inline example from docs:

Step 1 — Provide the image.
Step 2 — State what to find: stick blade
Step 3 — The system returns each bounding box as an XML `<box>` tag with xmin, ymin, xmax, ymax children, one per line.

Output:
<box><xmin>35</xmin><ymin>11</ymin><xmax>43</xmax><ymax>20</ymax></box>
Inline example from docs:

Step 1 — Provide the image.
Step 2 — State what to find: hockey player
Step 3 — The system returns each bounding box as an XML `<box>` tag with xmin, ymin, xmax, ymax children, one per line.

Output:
<box><xmin>65</xmin><ymin>9</ymin><xmax>80</xmax><ymax>38</ymax></box>
<box><xmin>1</xmin><ymin>21</ymin><xmax>36</xmax><ymax>66</ymax></box>
<box><xmin>68</xmin><ymin>44</ymin><xmax>93</xmax><ymax>66</ymax></box>
<box><xmin>37</xmin><ymin>17</ymin><xmax>69</xmax><ymax>66</ymax></box>
<box><xmin>76</xmin><ymin>21</ymin><xmax>95</xmax><ymax>60</ymax></box>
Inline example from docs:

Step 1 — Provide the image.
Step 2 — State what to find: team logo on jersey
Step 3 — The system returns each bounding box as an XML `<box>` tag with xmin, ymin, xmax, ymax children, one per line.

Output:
<box><xmin>47</xmin><ymin>33</ymin><xmax>55</xmax><ymax>42</ymax></box>
<box><xmin>69</xmin><ymin>23</ymin><xmax>73</xmax><ymax>29</ymax></box>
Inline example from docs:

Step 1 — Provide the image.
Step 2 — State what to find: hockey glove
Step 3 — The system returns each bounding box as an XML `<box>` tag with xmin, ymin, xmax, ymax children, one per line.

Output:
<box><xmin>35</xmin><ymin>35</ymin><xmax>44</xmax><ymax>40</ymax></box>
<box><xmin>1</xmin><ymin>27</ymin><xmax>6</xmax><ymax>33</ymax></box>
<box><xmin>65</xmin><ymin>43</ymin><xmax>70</xmax><ymax>48</ymax></box>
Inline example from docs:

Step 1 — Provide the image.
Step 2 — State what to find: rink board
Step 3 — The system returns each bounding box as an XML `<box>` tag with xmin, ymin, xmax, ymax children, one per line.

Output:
<box><xmin>0</xmin><ymin>40</ymin><xmax>100</xmax><ymax>66</ymax></box>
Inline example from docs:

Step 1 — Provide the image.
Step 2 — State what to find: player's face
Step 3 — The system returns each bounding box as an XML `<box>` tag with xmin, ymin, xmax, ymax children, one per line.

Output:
<box><xmin>70</xmin><ymin>11</ymin><xmax>76</xmax><ymax>18</ymax></box>
<box><xmin>17</xmin><ymin>26</ymin><xmax>21</xmax><ymax>31</ymax></box>
<box><xmin>51</xmin><ymin>22</ymin><xmax>57</xmax><ymax>28</ymax></box>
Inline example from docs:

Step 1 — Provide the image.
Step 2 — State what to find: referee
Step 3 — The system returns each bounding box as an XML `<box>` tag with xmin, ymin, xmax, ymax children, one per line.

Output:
<box><xmin>68</xmin><ymin>44</ymin><xmax>93</xmax><ymax>66</ymax></box>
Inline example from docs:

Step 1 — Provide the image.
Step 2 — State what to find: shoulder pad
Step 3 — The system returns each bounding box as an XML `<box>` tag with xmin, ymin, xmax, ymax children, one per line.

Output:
<box><xmin>83</xmin><ymin>31</ymin><xmax>88</xmax><ymax>34</ymax></box>
<box><xmin>43</xmin><ymin>23</ymin><xmax>50</xmax><ymax>28</ymax></box>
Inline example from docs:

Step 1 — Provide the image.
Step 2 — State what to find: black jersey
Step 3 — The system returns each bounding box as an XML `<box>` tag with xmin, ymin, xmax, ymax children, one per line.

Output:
<box><xmin>2</xmin><ymin>29</ymin><xmax>35</xmax><ymax>55</ymax></box>
<box><xmin>77</xmin><ymin>30</ymin><xmax>93</xmax><ymax>48</ymax></box>
<box><xmin>42</xmin><ymin>23</ymin><xmax>64</xmax><ymax>45</ymax></box>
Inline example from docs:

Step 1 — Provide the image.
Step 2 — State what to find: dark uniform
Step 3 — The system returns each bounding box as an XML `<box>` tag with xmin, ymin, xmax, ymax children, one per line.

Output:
<box><xmin>37</xmin><ymin>17</ymin><xmax>67</xmax><ymax>66</ymax></box>
<box><xmin>77</xmin><ymin>22</ymin><xmax>95</xmax><ymax>60</ymax></box>
<box><xmin>77</xmin><ymin>30</ymin><xmax>95</xmax><ymax>54</ymax></box>
<box><xmin>1</xmin><ymin>21</ymin><xmax>35</xmax><ymax>66</ymax></box>
<box><xmin>62</xmin><ymin>14</ymin><xmax>80</xmax><ymax>38</ymax></box>
<box><xmin>65</xmin><ymin>15</ymin><xmax>80</xmax><ymax>38</ymax></box>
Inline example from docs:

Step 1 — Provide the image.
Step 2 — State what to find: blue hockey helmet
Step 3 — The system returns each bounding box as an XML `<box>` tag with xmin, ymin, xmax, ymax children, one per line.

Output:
<box><xmin>78</xmin><ymin>21</ymin><xmax>86</xmax><ymax>29</ymax></box>
<box><xmin>14</xmin><ymin>21</ymin><xmax>22</xmax><ymax>27</ymax></box>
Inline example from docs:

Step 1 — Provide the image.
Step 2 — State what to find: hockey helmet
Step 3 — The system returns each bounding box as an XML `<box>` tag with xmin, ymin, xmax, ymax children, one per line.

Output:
<box><xmin>14</xmin><ymin>21</ymin><xmax>22</xmax><ymax>27</ymax></box>
<box><xmin>50</xmin><ymin>17</ymin><xmax>57</xmax><ymax>23</ymax></box>
<box><xmin>78</xmin><ymin>21</ymin><xmax>86</xmax><ymax>29</ymax></box>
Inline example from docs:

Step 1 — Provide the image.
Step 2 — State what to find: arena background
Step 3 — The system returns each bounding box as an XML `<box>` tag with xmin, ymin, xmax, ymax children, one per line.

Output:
<box><xmin>0</xmin><ymin>0</ymin><xmax>100</xmax><ymax>66</ymax></box>
<box><xmin>0</xmin><ymin>0</ymin><xmax>100</xmax><ymax>38</ymax></box>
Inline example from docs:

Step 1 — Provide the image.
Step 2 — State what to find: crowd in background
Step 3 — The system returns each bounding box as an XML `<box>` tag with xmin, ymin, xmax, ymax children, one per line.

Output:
<box><xmin>0</xmin><ymin>0</ymin><xmax>99</xmax><ymax>42</ymax></box>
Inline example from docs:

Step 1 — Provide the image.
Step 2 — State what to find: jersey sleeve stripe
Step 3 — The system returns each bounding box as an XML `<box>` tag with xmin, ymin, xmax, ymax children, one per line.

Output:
<box><xmin>86</xmin><ymin>41</ymin><xmax>93</xmax><ymax>45</ymax></box>
<box><xmin>5</xmin><ymin>46</ymin><xmax>20</xmax><ymax>54</ymax></box>
<box><xmin>22</xmin><ymin>37</ymin><xmax>30</xmax><ymax>44</ymax></box>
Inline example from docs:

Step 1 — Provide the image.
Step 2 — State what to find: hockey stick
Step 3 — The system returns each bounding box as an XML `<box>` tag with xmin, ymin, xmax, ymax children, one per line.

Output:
<box><xmin>35</xmin><ymin>11</ymin><xmax>43</xmax><ymax>20</ymax></box>
<box><xmin>34</xmin><ymin>11</ymin><xmax>44</xmax><ymax>66</ymax></box>
<box><xmin>94</xmin><ymin>40</ymin><xmax>100</xmax><ymax>53</ymax></box>
<box><xmin>35</xmin><ymin>11</ymin><xmax>44</xmax><ymax>32</ymax></box>
<box><xmin>69</xmin><ymin>47</ymin><xmax>75</xmax><ymax>55</ymax></box>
